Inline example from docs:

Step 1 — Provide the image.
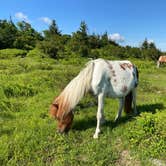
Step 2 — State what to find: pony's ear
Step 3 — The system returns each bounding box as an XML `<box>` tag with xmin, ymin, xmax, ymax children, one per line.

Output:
<box><xmin>50</xmin><ymin>102</ymin><xmax>59</xmax><ymax>119</ymax></box>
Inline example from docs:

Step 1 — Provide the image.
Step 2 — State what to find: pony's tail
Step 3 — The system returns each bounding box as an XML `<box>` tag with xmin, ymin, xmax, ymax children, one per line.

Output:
<box><xmin>124</xmin><ymin>66</ymin><xmax>139</xmax><ymax>114</ymax></box>
<box><xmin>135</xmin><ymin>67</ymin><xmax>139</xmax><ymax>87</ymax></box>
<box><xmin>124</xmin><ymin>91</ymin><xmax>132</xmax><ymax>113</ymax></box>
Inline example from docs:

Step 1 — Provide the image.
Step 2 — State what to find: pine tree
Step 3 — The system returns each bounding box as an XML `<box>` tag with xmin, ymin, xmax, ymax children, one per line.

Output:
<box><xmin>141</xmin><ymin>38</ymin><xmax>149</xmax><ymax>49</ymax></box>
<box><xmin>44</xmin><ymin>19</ymin><xmax>61</xmax><ymax>39</ymax></box>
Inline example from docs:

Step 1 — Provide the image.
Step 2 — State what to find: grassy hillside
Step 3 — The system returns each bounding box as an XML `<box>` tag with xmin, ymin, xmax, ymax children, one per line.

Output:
<box><xmin>0</xmin><ymin>53</ymin><xmax>166</xmax><ymax>165</ymax></box>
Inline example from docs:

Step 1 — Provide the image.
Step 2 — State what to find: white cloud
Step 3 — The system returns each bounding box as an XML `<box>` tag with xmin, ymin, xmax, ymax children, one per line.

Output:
<box><xmin>109</xmin><ymin>33</ymin><xmax>125</xmax><ymax>42</ymax></box>
<box><xmin>15</xmin><ymin>12</ymin><xmax>29</xmax><ymax>22</ymax></box>
<box><xmin>39</xmin><ymin>17</ymin><xmax>52</xmax><ymax>25</ymax></box>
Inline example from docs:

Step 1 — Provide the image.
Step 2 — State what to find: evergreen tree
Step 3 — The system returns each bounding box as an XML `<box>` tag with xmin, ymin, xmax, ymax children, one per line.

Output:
<box><xmin>141</xmin><ymin>38</ymin><xmax>149</xmax><ymax>49</ymax></box>
<box><xmin>149</xmin><ymin>42</ymin><xmax>156</xmax><ymax>49</ymax></box>
<box><xmin>89</xmin><ymin>33</ymin><xmax>100</xmax><ymax>49</ymax></box>
<box><xmin>66</xmin><ymin>21</ymin><xmax>90</xmax><ymax>57</ymax></box>
<box><xmin>43</xmin><ymin>19</ymin><xmax>61</xmax><ymax>39</ymax></box>
<box><xmin>100</xmin><ymin>32</ymin><xmax>109</xmax><ymax>47</ymax></box>
<box><xmin>78</xmin><ymin>21</ymin><xmax>88</xmax><ymax>37</ymax></box>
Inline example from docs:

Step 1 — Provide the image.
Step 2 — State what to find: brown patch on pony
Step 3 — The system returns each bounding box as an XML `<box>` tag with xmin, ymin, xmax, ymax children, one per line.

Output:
<box><xmin>103</xmin><ymin>60</ymin><xmax>117</xmax><ymax>77</ymax></box>
<box><xmin>52</xmin><ymin>95</ymin><xmax>70</xmax><ymax>120</ymax></box>
<box><xmin>159</xmin><ymin>55</ymin><xmax>166</xmax><ymax>62</ymax></box>
<box><xmin>120</xmin><ymin>64</ymin><xmax>126</xmax><ymax>70</ymax></box>
<box><xmin>121</xmin><ymin>85</ymin><xmax>128</xmax><ymax>93</ymax></box>
<box><xmin>120</xmin><ymin>63</ymin><xmax>133</xmax><ymax>70</ymax></box>
<box><xmin>57</xmin><ymin>111</ymin><xmax>74</xmax><ymax>133</ymax></box>
<box><xmin>114</xmin><ymin>79</ymin><xmax>117</xmax><ymax>82</ymax></box>
<box><xmin>50</xmin><ymin>95</ymin><xmax>74</xmax><ymax>133</ymax></box>
<box><xmin>124</xmin><ymin>91</ymin><xmax>132</xmax><ymax>113</ymax></box>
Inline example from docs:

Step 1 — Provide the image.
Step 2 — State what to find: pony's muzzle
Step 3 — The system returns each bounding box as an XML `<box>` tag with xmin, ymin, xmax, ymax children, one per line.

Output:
<box><xmin>57</xmin><ymin>129</ymin><xmax>64</xmax><ymax>134</ymax></box>
<box><xmin>56</xmin><ymin>129</ymin><xmax>69</xmax><ymax>134</ymax></box>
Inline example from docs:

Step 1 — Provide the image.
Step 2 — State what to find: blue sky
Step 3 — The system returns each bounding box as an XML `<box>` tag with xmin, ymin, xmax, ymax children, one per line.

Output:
<box><xmin>1</xmin><ymin>0</ymin><xmax>166</xmax><ymax>51</ymax></box>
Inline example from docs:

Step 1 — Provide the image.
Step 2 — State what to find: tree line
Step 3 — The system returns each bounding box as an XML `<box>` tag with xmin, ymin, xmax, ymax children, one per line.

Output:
<box><xmin>0</xmin><ymin>18</ymin><xmax>162</xmax><ymax>60</ymax></box>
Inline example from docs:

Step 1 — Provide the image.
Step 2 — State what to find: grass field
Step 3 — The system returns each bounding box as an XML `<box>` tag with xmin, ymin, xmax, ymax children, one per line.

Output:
<box><xmin>0</xmin><ymin>55</ymin><xmax>166</xmax><ymax>166</ymax></box>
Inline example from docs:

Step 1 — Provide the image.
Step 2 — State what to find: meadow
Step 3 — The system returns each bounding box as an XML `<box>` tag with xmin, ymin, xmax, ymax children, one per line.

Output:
<box><xmin>0</xmin><ymin>50</ymin><xmax>166</xmax><ymax>166</ymax></box>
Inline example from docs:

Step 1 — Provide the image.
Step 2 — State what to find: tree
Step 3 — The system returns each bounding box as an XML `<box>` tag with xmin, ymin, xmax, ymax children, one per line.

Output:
<box><xmin>43</xmin><ymin>19</ymin><xmax>61</xmax><ymax>39</ymax></box>
<box><xmin>0</xmin><ymin>19</ymin><xmax>17</xmax><ymax>49</ymax></box>
<box><xmin>66</xmin><ymin>21</ymin><xmax>90</xmax><ymax>57</ymax></box>
<box><xmin>141</xmin><ymin>38</ymin><xmax>149</xmax><ymax>49</ymax></box>
<box><xmin>37</xmin><ymin>20</ymin><xmax>68</xmax><ymax>59</ymax></box>
<box><xmin>79</xmin><ymin>21</ymin><xmax>88</xmax><ymax>37</ymax></box>
<box><xmin>14</xmin><ymin>21</ymin><xmax>43</xmax><ymax>50</ymax></box>
<box><xmin>89</xmin><ymin>33</ymin><xmax>100</xmax><ymax>49</ymax></box>
<box><xmin>139</xmin><ymin>38</ymin><xmax>161</xmax><ymax>60</ymax></box>
<box><xmin>149</xmin><ymin>42</ymin><xmax>156</xmax><ymax>49</ymax></box>
<box><xmin>100</xmin><ymin>32</ymin><xmax>109</xmax><ymax>47</ymax></box>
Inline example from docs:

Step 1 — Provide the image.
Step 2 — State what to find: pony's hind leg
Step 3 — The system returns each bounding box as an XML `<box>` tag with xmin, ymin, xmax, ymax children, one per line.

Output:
<box><xmin>114</xmin><ymin>97</ymin><xmax>125</xmax><ymax>122</ymax></box>
<box><xmin>93</xmin><ymin>93</ymin><xmax>104</xmax><ymax>139</ymax></box>
<box><xmin>132</xmin><ymin>89</ymin><xmax>137</xmax><ymax>115</ymax></box>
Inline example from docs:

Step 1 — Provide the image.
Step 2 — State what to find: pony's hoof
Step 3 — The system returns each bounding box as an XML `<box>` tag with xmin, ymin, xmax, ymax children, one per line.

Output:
<box><xmin>93</xmin><ymin>134</ymin><xmax>99</xmax><ymax>139</ymax></box>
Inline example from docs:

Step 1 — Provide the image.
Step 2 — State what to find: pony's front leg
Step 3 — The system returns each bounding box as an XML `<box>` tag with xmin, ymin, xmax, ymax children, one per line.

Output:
<box><xmin>93</xmin><ymin>93</ymin><xmax>104</xmax><ymax>139</ymax></box>
<box><xmin>115</xmin><ymin>97</ymin><xmax>124</xmax><ymax>122</ymax></box>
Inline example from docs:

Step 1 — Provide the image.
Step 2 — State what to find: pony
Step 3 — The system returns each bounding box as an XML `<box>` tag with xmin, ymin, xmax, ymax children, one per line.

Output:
<box><xmin>157</xmin><ymin>56</ymin><xmax>166</xmax><ymax>68</ymax></box>
<box><xmin>50</xmin><ymin>58</ymin><xmax>139</xmax><ymax>138</ymax></box>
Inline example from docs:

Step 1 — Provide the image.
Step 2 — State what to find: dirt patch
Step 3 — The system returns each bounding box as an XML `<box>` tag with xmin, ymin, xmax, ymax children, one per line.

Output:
<box><xmin>150</xmin><ymin>158</ymin><xmax>166</xmax><ymax>166</ymax></box>
<box><xmin>116</xmin><ymin>150</ymin><xmax>140</xmax><ymax>166</ymax></box>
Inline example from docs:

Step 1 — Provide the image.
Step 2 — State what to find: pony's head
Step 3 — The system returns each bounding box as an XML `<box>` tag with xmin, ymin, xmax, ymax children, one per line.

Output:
<box><xmin>50</xmin><ymin>99</ymin><xmax>74</xmax><ymax>133</ymax></box>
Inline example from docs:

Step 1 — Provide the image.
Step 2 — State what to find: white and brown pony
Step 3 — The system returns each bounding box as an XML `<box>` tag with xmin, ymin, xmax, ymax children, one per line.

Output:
<box><xmin>157</xmin><ymin>56</ymin><xmax>166</xmax><ymax>68</ymax></box>
<box><xmin>50</xmin><ymin>58</ymin><xmax>139</xmax><ymax>138</ymax></box>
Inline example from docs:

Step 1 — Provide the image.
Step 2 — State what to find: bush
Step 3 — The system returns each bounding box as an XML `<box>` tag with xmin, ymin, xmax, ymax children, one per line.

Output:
<box><xmin>90</xmin><ymin>49</ymin><xmax>100</xmax><ymax>59</ymax></box>
<box><xmin>37</xmin><ymin>40</ymin><xmax>59</xmax><ymax>59</ymax></box>
<box><xmin>0</xmin><ymin>49</ymin><xmax>27</xmax><ymax>59</ymax></box>
<box><xmin>126</xmin><ymin>112</ymin><xmax>166</xmax><ymax>159</ymax></box>
<box><xmin>26</xmin><ymin>49</ymin><xmax>48</xmax><ymax>58</ymax></box>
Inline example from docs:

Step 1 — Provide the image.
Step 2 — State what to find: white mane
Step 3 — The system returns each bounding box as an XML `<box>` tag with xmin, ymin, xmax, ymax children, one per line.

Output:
<box><xmin>59</xmin><ymin>61</ymin><xmax>94</xmax><ymax>112</ymax></box>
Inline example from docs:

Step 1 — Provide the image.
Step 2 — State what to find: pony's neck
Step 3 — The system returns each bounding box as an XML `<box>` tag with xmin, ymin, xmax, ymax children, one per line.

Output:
<box><xmin>57</xmin><ymin>60</ymin><xmax>94</xmax><ymax>115</ymax></box>
<box><xmin>60</xmin><ymin>75</ymin><xmax>88</xmax><ymax>111</ymax></box>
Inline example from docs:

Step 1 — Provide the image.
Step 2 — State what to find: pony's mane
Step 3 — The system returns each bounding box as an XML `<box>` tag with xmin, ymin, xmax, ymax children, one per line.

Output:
<box><xmin>57</xmin><ymin>60</ymin><xmax>94</xmax><ymax>117</ymax></box>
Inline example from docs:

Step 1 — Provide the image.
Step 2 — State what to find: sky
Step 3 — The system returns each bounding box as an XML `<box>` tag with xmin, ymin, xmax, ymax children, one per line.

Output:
<box><xmin>1</xmin><ymin>0</ymin><xmax>166</xmax><ymax>51</ymax></box>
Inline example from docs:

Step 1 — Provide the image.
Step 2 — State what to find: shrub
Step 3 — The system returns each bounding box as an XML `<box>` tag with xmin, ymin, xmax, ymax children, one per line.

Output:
<box><xmin>37</xmin><ymin>40</ymin><xmax>58</xmax><ymax>59</ymax></box>
<box><xmin>126</xmin><ymin>112</ymin><xmax>166</xmax><ymax>159</ymax></box>
<box><xmin>0</xmin><ymin>49</ymin><xmax>27</xmax><ymax>59</ymax></box>
<box><xmin>26</xmin><ymin>49</ymin><xmax>48</xmax><ymax>58</ymax></box>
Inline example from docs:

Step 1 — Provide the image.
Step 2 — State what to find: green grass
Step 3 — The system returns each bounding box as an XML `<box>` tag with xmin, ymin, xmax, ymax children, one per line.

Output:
<box><xmin>0</xmin><ymin>55</ymin><xmax>166</xmax><ymax>166</ymax></box>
